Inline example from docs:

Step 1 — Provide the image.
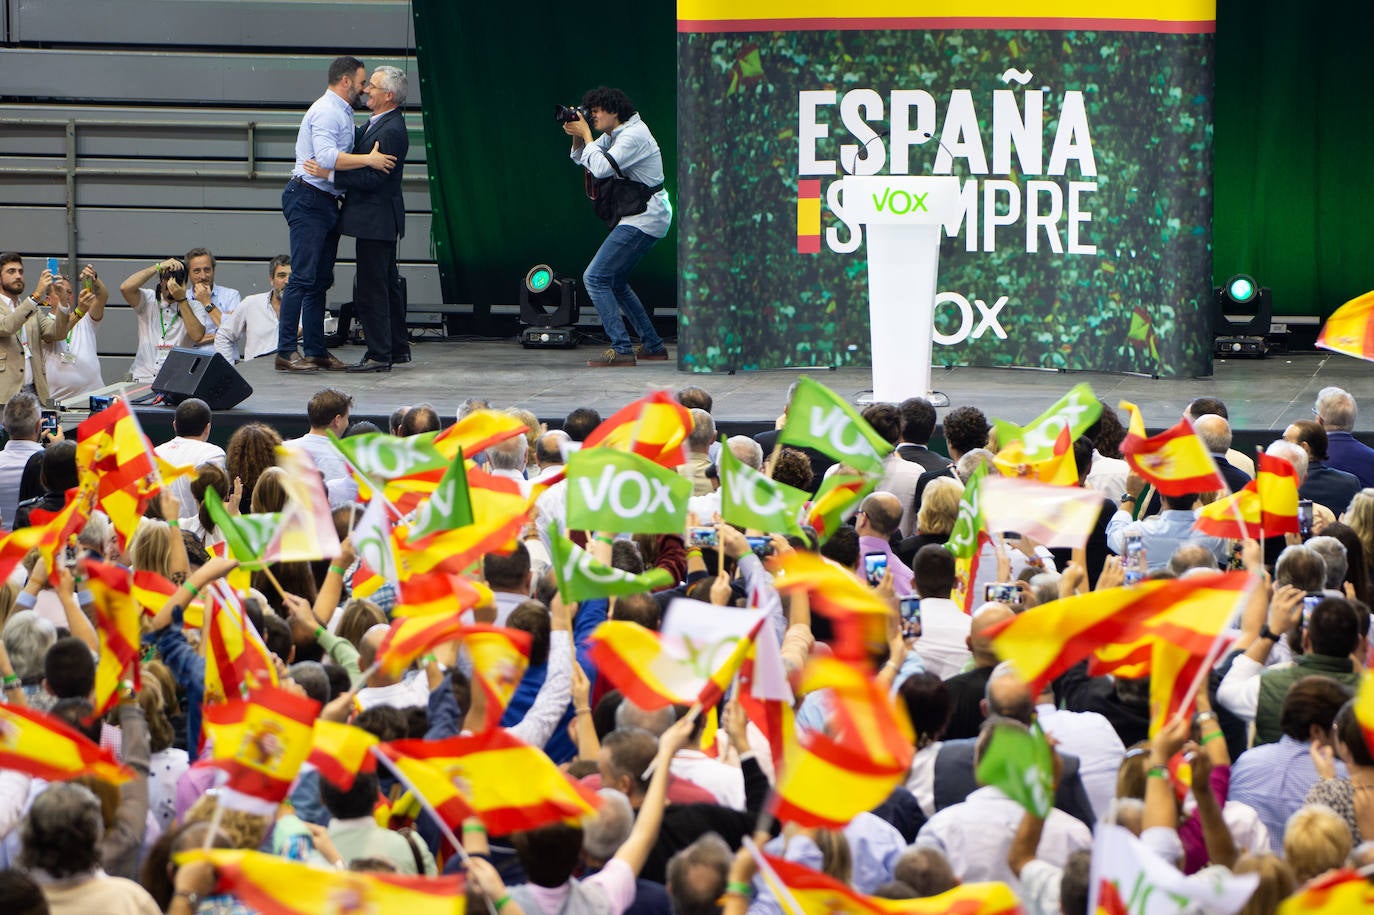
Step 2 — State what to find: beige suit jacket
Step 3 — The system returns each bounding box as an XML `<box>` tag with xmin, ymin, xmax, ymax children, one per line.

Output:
<box><xmin>0</xmin><ymin>295</ymin><xmax>70</xmax><ymax>405</ymax></box>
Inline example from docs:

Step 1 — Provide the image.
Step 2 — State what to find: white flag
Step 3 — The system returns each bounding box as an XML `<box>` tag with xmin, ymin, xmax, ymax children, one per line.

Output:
<box><xmin>1087</xmin><ymin>824</ymin><xmax>1258</xmax><ymax>915</ymax></box>
<box><xmin>981</xmin><ymin>475</ymin><xmax>1106</xmax><ymax>549</ymax></box>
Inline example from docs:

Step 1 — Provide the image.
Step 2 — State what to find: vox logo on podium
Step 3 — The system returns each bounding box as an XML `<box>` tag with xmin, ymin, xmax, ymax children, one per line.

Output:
<box><xmin>932</xmin><ymin>292</ymin><xmax>1009</xmax><ymax>345</ymax></box>
<box><xmin>870</xmin><ymin>186</ymin><xmax>930</xmax><ymax>215</ymax></box>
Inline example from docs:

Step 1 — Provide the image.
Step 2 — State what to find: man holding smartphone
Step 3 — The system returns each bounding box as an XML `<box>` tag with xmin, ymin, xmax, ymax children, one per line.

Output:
<box><xmin>41</xmin><ymin>265</ymin><xmax>108</xmax><ymax>403</ymax></box>
<box><xmin>0</xmin><ymin>253</ymin><xmax>72</xmax><ymax>407</ymax></box>
<box><xmin>855</xmin><ymin>492</ymin><xmax>913</xmax><ymax>595</ymax></box>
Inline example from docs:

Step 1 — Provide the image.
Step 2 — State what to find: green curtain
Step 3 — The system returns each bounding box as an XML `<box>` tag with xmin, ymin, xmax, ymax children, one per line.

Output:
<box><xmin>411</xmin><ymin>2</ymin><xmax>677</xmax><ymax>313</ymax></box>
<box><xmin>1213</xmin><ymin>1</ymin><xmax>1374</xmax><ymax>316</ymax></box>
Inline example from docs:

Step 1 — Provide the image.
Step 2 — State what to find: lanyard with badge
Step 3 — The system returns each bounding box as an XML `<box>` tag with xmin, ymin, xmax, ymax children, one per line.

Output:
<box><xmin>155</xmin><ymin>298</ymin><xmax>181</xmax><ymax>363</ymax></box>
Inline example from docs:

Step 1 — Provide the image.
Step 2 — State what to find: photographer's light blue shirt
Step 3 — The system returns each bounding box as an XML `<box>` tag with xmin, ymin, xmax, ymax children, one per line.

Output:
<box><xmin>292</xmin><ymin>89</ymin><xmax>356</xmax><ymax>196</ymax></box>
<box><xmin>572</xmin><ymin>113</ymin><xmax>672</xmax><ymax>238</ymax></box>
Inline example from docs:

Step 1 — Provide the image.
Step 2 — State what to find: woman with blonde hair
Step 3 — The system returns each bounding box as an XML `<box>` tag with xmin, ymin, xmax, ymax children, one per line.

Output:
<box><xmin>1282</xmin><ymin>804</ymin><xmax>1352</xmax><ymax>884</ymax></box>
<box><xmin>1231</xmin><ymin>853</ymin><xmax>1296</xmax><ymax>915</ymax></box>
<box><xmin>1342</xmin><ymin>488</ymin><xmax>1374</xmax><ymax>580</ymax></box>
<box><xmin>250</xmin><ymin>465</ymin><xmax>289</xmax><ymax>514</ymax></box>
<box><xmin>896</xmin><ymin>476</ymin><xmax>963</xmax><ymax>566</ymax></box>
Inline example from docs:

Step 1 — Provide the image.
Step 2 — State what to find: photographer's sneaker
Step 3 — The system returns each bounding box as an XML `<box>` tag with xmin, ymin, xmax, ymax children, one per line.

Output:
<box><xmin>587</xmin><ymin>348</ymin><xmax>637</xmax><ymax>368</ymax></box>
<box><xmin>634</xmin><ymin>344</ymin><xmax>670</xmax><ymax>361</ymax></box>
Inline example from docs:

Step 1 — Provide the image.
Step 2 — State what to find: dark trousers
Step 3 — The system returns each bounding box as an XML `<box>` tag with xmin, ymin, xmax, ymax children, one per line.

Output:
<box><xmin>278</xmin><ymin>179</ymin><xmax>341</xmax><ymax>358</ymax></box>
<box><xmin>354</xmin><ymin>237</ymin><xmax>407</xmax><ymax>363</ymax></box>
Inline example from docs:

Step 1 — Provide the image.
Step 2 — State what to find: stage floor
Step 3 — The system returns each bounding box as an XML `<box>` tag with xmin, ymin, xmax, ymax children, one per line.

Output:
<box><xmin>126</xmin><ymin>339</ymin><xmax>1374</xmax><ymax>447</ymax></box>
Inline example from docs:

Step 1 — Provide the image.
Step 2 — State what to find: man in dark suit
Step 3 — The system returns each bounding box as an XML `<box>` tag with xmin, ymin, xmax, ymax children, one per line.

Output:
<box><xmin>896</xmin><ymin>397</ymin><xmax>956</xmax><ymax>475</ymax></box>
<box><xmin>308</xmin><ymin>65</ymin><xmax>409</xmax><ymax>372</ymax></box>
<box><xmin>1285</xmin><ymin>419</ymin><xmax>1362</xmax><ymax>515</ymax></box>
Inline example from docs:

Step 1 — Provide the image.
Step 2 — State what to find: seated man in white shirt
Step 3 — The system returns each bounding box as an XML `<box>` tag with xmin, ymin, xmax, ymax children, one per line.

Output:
<box><xmin>118</xmin><ymin>258</ymin><xmax>210</xmax><ymax>383</ymax></box>
<box><xmin>216</xmin><ymin>255</ymin><xmax>291</xmax><ymax>364</ymax></box>
<box><xmin>181</xmin><ymin>247</ymin><xmax>241</xmax><ymax>352</ymax></box>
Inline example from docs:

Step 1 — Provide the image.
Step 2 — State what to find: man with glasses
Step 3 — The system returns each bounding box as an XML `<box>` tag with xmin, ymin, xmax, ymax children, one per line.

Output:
<box><xmin>1313</xmin><ymin>386</ymin><xmax>1374</xmax><ymax>487</ymax></box>
<box><xmin>277</xmin><ymin>55</ymin><xmax>396</xmax><ymax>375</ymax></box>
<box><xmin>304</xmin><ymin>66</ymin><xmax>409</xmax><ymax>373</ymax></box>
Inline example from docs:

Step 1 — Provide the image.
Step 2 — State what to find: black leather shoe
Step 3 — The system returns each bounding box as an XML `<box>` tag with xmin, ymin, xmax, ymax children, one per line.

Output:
<box><xmin>346</xmin><ymin>358</ymin><xmax>392</xmax><ymax>373</ymax></box>
<box><xmin>392</xmin><ymin>352</ymin><xmax>412</xmax><ymax>364</ymax></box>
<box><xmin>274</xmin><ymin>353</ymin><xmax>319</xmax><ymax>374</ymax></box>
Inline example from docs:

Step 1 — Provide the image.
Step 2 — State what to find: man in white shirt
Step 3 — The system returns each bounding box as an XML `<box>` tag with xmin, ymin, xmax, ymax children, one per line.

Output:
<box><xmin>153</xmin><ymin>398</ymin><xmax>226</xmax><ymax>520</ymax></box>
<box><xmin>117</xmin><ymin>258</ymin><xmax>209</xmax><ymax>383</ymax></box>
<box><xmin>915</xmin><ymin>718</ymin><xmax>1092</xmax><ymax>887</ymax></box>
<box><xmin>0</xmin><ymin>393</ymin><xmax>44</xmax><ymax>527</ymax></box>
<box><xmin>1032</xmin><ymin>687</ymin><xmax>1125</xmax><ymax>821</ymax></box>
<box><xmin>484</xmin><ymin>434</ymin><xmax>531</xmax><ymax>497</ymax></box>
<box><xmin>615</xmin><ymin>699</ymin><xmax>745</xmax><ymax>810</ymax></box>
<box><xmin>282</xmin><ymin>388</ymin><xmax>355</xmax><ymax>509</ymax></box>
<box><xmin>532</xmin><ymin>430</ymin><xmax>570</xmax><ymax>552</ymax></box>
<box><xmin>182</xmin><ymin>247</ymin><xmax>241</xmax><ymax>352</ymax></box>
<box><xmin>215</xmin><ymin>255</ymin><xmax>291</xmax><ymax>364</ymax></box>
<box><xmin>354</xmin><ymin>624</ymin><xmax>431</xmax><ymax>709</ymax></box>
<box><xmin>910</xmin><ymin>544</ymin><xmax>972</xmax><ymax>679</ymax></box>
<box><xmin>41</xmin><ymin>267</ymin><xmax>107</xmax><ymax>404</ymax></box>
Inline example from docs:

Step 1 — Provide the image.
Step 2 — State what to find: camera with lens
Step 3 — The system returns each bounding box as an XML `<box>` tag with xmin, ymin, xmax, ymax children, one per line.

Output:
<box><xmin>159</xmin><ymin>259</ymin><xmax>188</xmax><ymax>288</ymax></box>
<box><xmin>554</xmin><ymin>104</ymin><xmax>589</xmax><ymax>124</ymax></box>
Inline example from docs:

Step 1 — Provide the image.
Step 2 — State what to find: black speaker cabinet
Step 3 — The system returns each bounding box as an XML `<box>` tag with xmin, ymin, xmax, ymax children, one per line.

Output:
<box><xmin>150</xmin><ymin>348</ymin><xmax>253</xmax><ymax>410</ymax></box>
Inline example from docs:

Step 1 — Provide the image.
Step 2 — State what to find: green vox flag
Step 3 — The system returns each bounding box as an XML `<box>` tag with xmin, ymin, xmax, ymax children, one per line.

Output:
<box><xmin>548</xmin><ymin>526</ymin><xmax>674</xmax><ymax>603</ymax></box>
<box><xmin>719</xmin><ymin>440</ymin><xmax>808</xmax><ymax>536</ymax></box>
<box><xmin>566</xmin><ymin>448</ymin><xmax>692</xmax><ymax>535</ymax></box>
<box><xmin>993</xmin><ymin>383</ymin><xmax>1101</xmax><ymax>461</ymax></box>
<box><xmin>777</xmin><ymin>376</ymin><xmax>891</xmax><ymax>473</ymax></box>
<box><xmin>409</xmin><ymin>447</ymin><xmax>474</xmax><ymax>541</ymax></box>
<box><xmin>975</xmin><ymin>722</ymin><xmax>1054</xmax><ymax>818</ymax></box>
<box><xmin>330</xmin><ymin>430</ymin><xmax>448</xmax><ymax>481</ymax></box>
<box><xmin>203</xmin><ymin>486</ymin><xmax>279</xmax><ymax>568</ymax></box>
<box><xmin>805</xmin><ymin>470</ymin><xmax>878</xmax><ymax>544</ymax></box>
<box><xmin>945</xmin><ymin>462</ymin><xmax>987</xmax><ymax>561</ymax></box>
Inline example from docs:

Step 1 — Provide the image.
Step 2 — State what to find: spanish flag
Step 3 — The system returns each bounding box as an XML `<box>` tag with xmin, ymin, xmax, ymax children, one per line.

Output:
<box><xmin>375</xmin><ymin>613</ymin><xmax>467</xmax><ymax>680</ymax></box>
<box><xmin>75</xmin><ymin>398</ymin><xmax>158</xmax><ymax>549</ymax></box>
<box><xmin>464</xmin><ymin>625</ymin><xmax>533</xmax><ymax>732</ymax></box>
<box><xmin>772</xmin><ymin>551</ymin><xmax>892</xmax><ymax>661</ymax></box>
<box><xmin>755</xmin><ymin>853</ymin><xmax>1020</xmax><ymax>915</ymax></box>
<box><xmin>1118</xmin><ymin>401</ymin><xmax>1225</xmax><ymax>496</ymax></box>
<box><xmin>434</xmin><ymin>408</ymin><xmax>531</xmax><ymax>462</ymax></box>
<box><xmin>307</xmin><ymin>720</ymin><xmax>379</xmax><ymax>791</ymax></box>
<box><xmin>581</xmin><ymin>389</ymin><xmax>693</xmax><ymax>469</ymax></box>
<box><xmin>380</xmin><ymin>728</ymin><xmax>601</xmax><ymax>834</ymax></box>
<box><xmin>83</xmin><ymin>559</ymin><xmax>143</xmax><ymax>716</ymax></box>
<box><xmin>1194</xmin><ymin>451</ymin><xmax>1300</xmax><ymax>539</ymax></box>
<box><xmin>772</xmin><ymin>657</ymin><xmax>913</xmax><ymax>829</ymax></box>
<box><xmin>392</xmin><ymin>572</ymin><xmax>493</xmax><ymax>619</ymax></box>
<box><xmin>805</xmin><ymin>471</ymin><xmax>877</xmax><ymax>544</ymax></box>
<box><xmin>1355</xmin><ymin>672</ymin><xmax>1374</xmax><ymax>762</ymax></box>
<box><xmin>588</xmin><ymin>608</ymin><xmax>766</xmax><ymax>711</ymax></box>
<box><xmin>993</xmin><ymin>426</ymin><xmax>1078</xmax><ymax>486</ymax></box>
<box><xmin>986</xmin><ymin>572</ymin><xmax>1250</xmax><ymax>696</ymax></box>
<box><xmin>204</xmin><ymin>583</ymin><xmax>278</xmax><ymax>704</ymax></box>
<box><xmin>176</xmin><ymin>849</ymin><xmax>465</xmax><ymax>915</ymax></box>
<box><xmin>396</xmin><ymin>467</ymin><xmax>531</xmax><ymax>578</ymax></box>
<box><xmin>202</xmin><ymin>685</ymin><xmax>320</xmax><ymax>804</ymax></box>
<box><xmin>1276</xmin><ymin>868</ymin><xmax>1374</xmax><ymax>913</ymax></box>
<box><xmin>131</xmin><ymin>568</ymin><xmax>179</xmax><ymax>616</ymax></box>
<box><xmin>800</xmin><ymin>656</ymin><xmax>913</xmax><ymax>770</ymax></box>
<box><xmin>0</xmin><ymin>703</ymin><xmax>132</xmax><ymax>785</ymax></box>
<box><xmin>1316</xmin><ymin>290</ymin><xmax>1374</xmax><ymax>364</ymax></box>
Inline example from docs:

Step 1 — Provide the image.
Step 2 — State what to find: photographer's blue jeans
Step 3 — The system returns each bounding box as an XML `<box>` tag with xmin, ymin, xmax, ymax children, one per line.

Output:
<box><xmin>583</xmin><ymin>224</ymin><xmax>664</xmax><ymax>355</ymax></box>
<box><xmin>278</xmin><ymin>180</ymin><xmax>341</xmax><ymax>358</ymax></box>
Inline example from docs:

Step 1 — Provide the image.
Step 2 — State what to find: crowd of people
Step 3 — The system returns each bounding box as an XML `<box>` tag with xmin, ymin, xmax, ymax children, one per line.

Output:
<box><xmin>1</xmin><ymin>379</ymin><xmax>1374</xmax><ymax>915</ymax></box>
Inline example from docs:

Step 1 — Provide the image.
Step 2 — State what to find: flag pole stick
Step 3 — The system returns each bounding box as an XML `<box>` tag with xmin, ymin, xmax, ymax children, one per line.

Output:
<box><xmin>743</xmin><ymin>836</ymin><xmax>807</xmax><ymax>915</ymax></box>
<box><xmin>370</xmin><ymin>746</ymin><xmax>497</xmax><ymax>915</ymax></box>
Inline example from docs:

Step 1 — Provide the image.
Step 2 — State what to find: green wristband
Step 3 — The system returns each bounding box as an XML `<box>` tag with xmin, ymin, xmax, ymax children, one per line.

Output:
<box><xmin>726</xmin><ymin>882</ymin><xmax>753</xmax><ymax>897</ymax></box>
<box><xmin>1147</xmin><ymin>765</ymin><xmax>1169</xmax><ymax>780</ymax></box>
<box><xmin>494</xmin><ymin>895</ymin><xmax>512</xmax><ymax>912</ymax></box>
<box><xmin>185</xmin><ymin>583</ymin><xmax>200</xmax><ymax>599</ymax></box>
<box><xmin>329</xmin><ymin>564</ymin><xmax>346</xmax><ymax>577</ymax></box>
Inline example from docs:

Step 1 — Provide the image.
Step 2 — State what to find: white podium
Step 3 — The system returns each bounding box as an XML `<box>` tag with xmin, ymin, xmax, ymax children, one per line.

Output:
<box><xmin>837</xmin><ymin>176</ymin><xmax>962</xmax><ymax>402</ymax></box>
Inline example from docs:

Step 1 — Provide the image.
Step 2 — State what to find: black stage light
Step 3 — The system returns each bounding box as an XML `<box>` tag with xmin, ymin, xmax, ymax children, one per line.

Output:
<box><xmin>519</xmin><ymin>264</ymin><xmax>578</xmax><ymax>348</ymax></box>
<box><xmin>1213</xmin><ymin>273</ymin><xmax>1272</xmax><ymax>357</ymax></box>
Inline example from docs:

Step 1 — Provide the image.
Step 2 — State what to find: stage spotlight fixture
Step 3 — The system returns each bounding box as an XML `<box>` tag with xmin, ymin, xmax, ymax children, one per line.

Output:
<box><xmin>519</xmin><ymin>263</ymin><xmax>578</xmax><ymax>348</ymax></box>
<box><xmin>1213</xmin><ymin>273</ymin><xmax>1272</xmax><ymax>357</ymax></box>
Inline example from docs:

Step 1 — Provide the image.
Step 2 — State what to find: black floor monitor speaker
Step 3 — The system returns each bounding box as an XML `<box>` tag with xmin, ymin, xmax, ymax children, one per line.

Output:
<box><xmin>150</xmin><ymin>348</ymin><xmax>253</xmax><ymax>410</ymax></box>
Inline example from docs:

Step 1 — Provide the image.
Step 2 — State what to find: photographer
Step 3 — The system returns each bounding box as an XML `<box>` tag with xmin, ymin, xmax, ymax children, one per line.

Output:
<box><xmin>561</xmin><ymin>86</ymin><xmax>671</xmax><ymax>368</ymax></box>
<box><xmin>118</xmin><ymin>258</ymin><xmax>209</xmax><ymax>383</ymax></box>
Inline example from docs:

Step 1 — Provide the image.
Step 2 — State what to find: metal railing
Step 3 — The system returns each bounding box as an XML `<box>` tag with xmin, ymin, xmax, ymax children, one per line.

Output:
<box><xmin>0</xmin><ymin>115</ymin><xmax>428</xmax><ymax>278</ymax></box>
